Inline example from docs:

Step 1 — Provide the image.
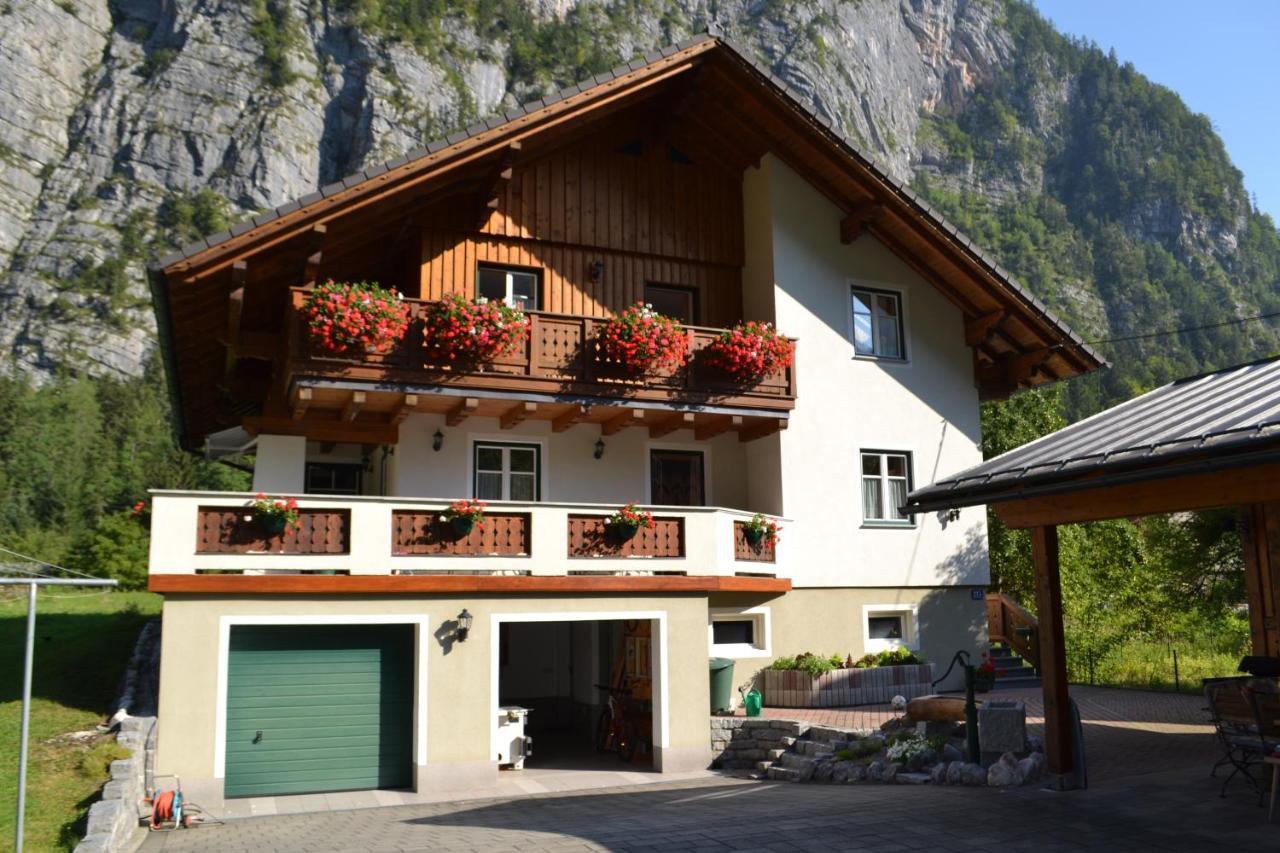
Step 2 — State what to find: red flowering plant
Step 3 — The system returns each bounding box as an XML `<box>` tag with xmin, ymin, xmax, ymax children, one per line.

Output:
<box><xmin>598</xmin><ymin>303</ymin><xmax>690</xmax><ymax>374</ymax></box>
<box><xmin>302</xmin><ymin>280</ymin><xmax>410</xmax><ymax>356</ymax></box>
<box><xmin>975</xmin><ymin>651</ymin><xmax>997</xmax><ymax>691</ymax></box>
<box><xmin>422</xmin><ymin>294</ymin><xmax>529</xmax><ymax>364</ymax></box>
<box><xmin>441</xmin><ymin>498</ymin><xmax>486</xmax><ymax>537</ymax></box>
<box><xmin>605</xmin><ymin>502</ymin><xmax>654</xmax><ymax>543</ymax></box>
<box><xmin>742</xmin><ymin>513</ymin><xmax>781</xmax><ymax>549</ymax></box>
<box><xmin>702</xmin><ymin>321</ymin><xmax>795</xmax><ymax>382</ymax></box>
<box><xmin>249</xmin><ymin>493</ymin><xmax>301</xmax><ymax>534</ymax></box>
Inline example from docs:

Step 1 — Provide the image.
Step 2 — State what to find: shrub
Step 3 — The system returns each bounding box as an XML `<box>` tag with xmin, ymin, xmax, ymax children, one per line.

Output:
<box><xmin>854</xmin><ymin>648</ymin><xmax>925</xmax><ymax>668</ymax></box>
<box><xmin>770</xmin><ymin>652</ymin><xmax>845</xmax><ymax>676</ymax></box>
<box><xmin>885</xmin><ymin>733</ymin><xmax>930</xmax><ymax>764</ymax></box>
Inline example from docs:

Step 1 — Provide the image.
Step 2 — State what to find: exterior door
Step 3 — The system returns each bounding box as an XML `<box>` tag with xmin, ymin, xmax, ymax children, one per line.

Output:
<box><xmin>224</xmin><ymin>624</ymin><xmax>414</xmax><ymax>798</ymax></box>
<box><xmin>649</xmin><ymin>449</ymin><xmax>705</xmax><ymax>506</ymax></box>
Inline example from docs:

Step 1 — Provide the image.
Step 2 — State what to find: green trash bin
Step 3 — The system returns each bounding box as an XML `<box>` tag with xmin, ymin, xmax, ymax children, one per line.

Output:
<box><xmin>709</xmin><ymin>657</ymin><xmax>735</xmax><ymax>713</ymax></box>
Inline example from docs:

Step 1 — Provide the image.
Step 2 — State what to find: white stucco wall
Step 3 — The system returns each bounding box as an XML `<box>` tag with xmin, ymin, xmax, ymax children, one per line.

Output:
<box><xmin>750</xmin><ymin>156</ymin><xmax>990</xmax><ymax>589</ymax></box>
<box><xmin>251</xmin><ymin>434</ymin><xmax>305</xmax><ymax>493</ymax></box>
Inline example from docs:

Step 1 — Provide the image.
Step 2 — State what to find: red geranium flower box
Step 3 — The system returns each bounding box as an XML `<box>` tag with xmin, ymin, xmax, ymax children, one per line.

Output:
<box><xmin>598</xmin><ymin>303</ymin><xmax>689</xmax><ymax>374</ymax></box>
<box><xmin>302</xmin><ymin>280</ymin><xmax>410</xmax><ymax>356</ymax></box>
<box><xmin>702</xmin><ymin>321</ymin><xmax>795</xmax><ymax>382</ymax></box>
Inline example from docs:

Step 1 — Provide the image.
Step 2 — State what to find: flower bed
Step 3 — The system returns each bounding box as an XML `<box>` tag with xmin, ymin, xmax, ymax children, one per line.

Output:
<box><xmin>302</xmin><ymin>280</ymin><xmax>410</xmax><ymax>355</ymax></box>
<box><xmin>764</xmin><ymin>651</ymin><xmax>933</xmax><ymax>708</ymax></box>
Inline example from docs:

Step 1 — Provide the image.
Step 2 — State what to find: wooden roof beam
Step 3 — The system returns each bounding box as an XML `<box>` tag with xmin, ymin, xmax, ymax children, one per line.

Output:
<box><xmin>243</xmin><ymin>415</ymin><xmax>398</xmax><ymax>445</ymax></box>
<box><xmin>390</xmin><ymin>394</ymin><xmax>419</xmax><ymax>425</ymax></box>
<box><xmin>500</xmin><ymin>401</ymin><xmax>537</xmax><ymax>429</ymax></box>
<box><xmin>739</xmin><ymin>418</ymin><xmax>787</xmax><ymax>443</ymax></box>
<box><xmin>223</xmin><ymin>261</ymin><xmax>247</xmax><ymax>348</ymax></box>
<box><xmin>840</xmin><ymin>201</ymin><xmax>886</xmax><ymax>244</ymax></box>
<box><xmin>965</xmin><ymin>310</ymin><xmax>1007</xmax><ymax>348</ymax></box>
<box><xmin>649</xmin><ymin>412</ymin><xmax>695</xmax><ymax>439</ymax></box>
<box><xmin>695</xmin><ymin>415</ymin><xmax>742</xmax><ymax>441</ymax></box>
<box><xmin>601</xmin><ymin>409</ymin><xmax>645</xmax><ymax>436</ymax></box>
<box><xmin>976</xmin><ymin>347</ymin><xmax>1056</xmax><ymax>398</ymax></box>
<box><xmin>471</xmin><ymin>141</ymin><xmax>522</xmax><ymax>231</ymax></box>
<box><xmin>552</xmin><ymin>404</ymin><xmax>590</xmax><ymax>433</ymax></box>
<box><xmin>302</xmin><ymin>224</ymin><xmax>327</xmax><ymax>288</ymax></box>
<box><xmin>446</xmin><ymin>397</ymin><xmax>479</xmax><ymax>426</ymax></box>
<box><xmin>341</xmin><ymin>390</ymin><xmax>366</xmax><ymax>422</ymax></box>
<box><xmin>291</xmin><ymin>387</ymin><xmax>312</xmax><ymax>421</ymax></box>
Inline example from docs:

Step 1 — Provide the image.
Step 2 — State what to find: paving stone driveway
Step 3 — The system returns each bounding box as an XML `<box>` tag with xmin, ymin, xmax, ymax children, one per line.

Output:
<box><xmin>141</xmin><ymin>768</ymin><xmax>1275</xmax><ymax>852</ymax></box>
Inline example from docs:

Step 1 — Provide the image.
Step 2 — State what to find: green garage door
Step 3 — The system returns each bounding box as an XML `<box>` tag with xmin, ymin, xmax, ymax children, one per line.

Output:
<box><xmin>225</xmin><ymin>624</ymin><xmax>414</xmax><ymax>798</ymax></box>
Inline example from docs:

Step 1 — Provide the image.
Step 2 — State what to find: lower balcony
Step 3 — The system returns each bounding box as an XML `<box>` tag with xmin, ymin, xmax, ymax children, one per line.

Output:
<box><xmin>149</xmin><ymin>491</ymin><xmax>791</xmax><ymax>594</ymax></box>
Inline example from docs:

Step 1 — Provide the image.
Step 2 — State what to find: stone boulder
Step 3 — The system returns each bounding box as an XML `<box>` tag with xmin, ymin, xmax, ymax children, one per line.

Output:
<box><xmin>987</xmin><ymin>752</ymin><xmax>1025</xmax><ymax>787</ymax></box>
<box><xmin>1018</xmin><ymin>752</ymin><xmax>1046</xmax><ymax>783</ymax></box>
<box><xmin>958</xmin><ymin>762</ymin><xmax>987</xmax><ymax>786</ymax></box>
<box><xmin>931</xmin><ymin>761</ymin><xmax>951</xmax><ymax>785</ymax></box>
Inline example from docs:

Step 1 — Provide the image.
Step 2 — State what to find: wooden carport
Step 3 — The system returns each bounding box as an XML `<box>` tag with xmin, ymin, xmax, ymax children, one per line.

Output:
<box><xmin>905</xmin><ymin>355</ymin><xmax>1280</xmax><ymax>789</ymax></box>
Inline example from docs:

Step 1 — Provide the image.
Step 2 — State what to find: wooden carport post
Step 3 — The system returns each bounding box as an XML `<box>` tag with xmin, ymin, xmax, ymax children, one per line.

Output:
<box><xmin>1031</xmin><ymin>524</ymin><xmax>1077</xmax><ymax>789</ymax></box>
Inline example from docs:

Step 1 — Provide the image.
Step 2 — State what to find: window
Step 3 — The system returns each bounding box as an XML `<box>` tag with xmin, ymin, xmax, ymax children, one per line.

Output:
<box><xmin>473</xmin><ymin>442</ymin><xmax>541</xmax><ymax>501</ymax></box>
<box><xmin>305</xmin><ymin>462</ymin><xmax>362</xmax><ymax>495</ymax></box>
<box><xmin>863</xmin><ymin>604</ymin><xmax>918</xmax><ymax>653</ymax></box>
<box><xmin>708</xmin><ymin>607</ymin><xmax>771</xmax><ymax>658</ymax></box>
<box><xmin>851</xmin><ymin>287</ymin><xmax>905</xmax><ymax>360</ymax></box>
<box><xmin>478</xmin><ymin>264</ymin><xmax>540</xmax><ymax>311</ymax></box>
<box><xmin>861</xmin><ymin>451</ymin><xmax>913</xmax><ymax>525</ymax></box>
<box><xmin>644</xmin><ymin>283</ymin><xmax>698</xmax><ymax>325</ymax></box>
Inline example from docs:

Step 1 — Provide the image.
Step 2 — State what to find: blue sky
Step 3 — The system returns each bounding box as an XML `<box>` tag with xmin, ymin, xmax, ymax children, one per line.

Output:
<box><xmin>1031</xmin><ymin>0</ymin><xmax>1280</xmax><ymax>221</ymax></box>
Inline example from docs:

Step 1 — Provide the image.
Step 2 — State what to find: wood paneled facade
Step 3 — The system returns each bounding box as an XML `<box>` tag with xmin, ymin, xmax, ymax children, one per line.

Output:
<box><xmin>418</xmin><ymin>136</ymin><xmax>745</xmax><ymax>326</ymax></box>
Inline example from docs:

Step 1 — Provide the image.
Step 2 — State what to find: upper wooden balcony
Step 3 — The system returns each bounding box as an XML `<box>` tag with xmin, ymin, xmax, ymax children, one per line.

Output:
<box><xmin>256</xmin><ymin>289</ymin><xmax>795</xmax><ymax>443</ymax></box>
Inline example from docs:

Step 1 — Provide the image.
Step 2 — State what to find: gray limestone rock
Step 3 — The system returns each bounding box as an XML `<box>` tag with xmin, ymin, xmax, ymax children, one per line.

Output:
<box><xmin>1017</xmin><ymin>752</ymin><xmax>1046</xmax><ymax>783</ymax></box>
<box><xmin>959</xmin><ymin>762</ymin><xmax>987</xmax><ymax>786</ymax></box>
<box><xmin>931</xmin><ymin>761</ymin><xmax>951</xmax><ymax>785</ymax></box>
<box><xmin>987</xmin><ymin>752</ymin><xmax>1025</xmax><ymax>787</ymax></box>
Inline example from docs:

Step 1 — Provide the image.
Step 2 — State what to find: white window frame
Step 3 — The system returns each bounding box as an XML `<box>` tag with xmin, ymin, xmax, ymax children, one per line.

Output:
<box><xmin>472</xmin><ymin>440</ymin><xmax>543</xmax><ymax>502</ymax></box>
<box><xmin>862</xmin><ymin>603</ymin><xmax>919</xmax><ymax>654</ymax></box>
<box><xmin>708</xmin><ymin>606</ymin><xmax>771</xmax><ymax>658</ymax></box>
<box><xmin>477</xmin><ymin>263</ymin><xmax>541</xmax><ymax>310</ymax></box>
<box><xmin>850</xmin><ymin>284</ymin><xmax>907</xmax><ymax>361</ymax></box>
<box><xmin>860</xmin><ymin>449</ymin><xmax>915</xmax><ymax>527</ymax></box>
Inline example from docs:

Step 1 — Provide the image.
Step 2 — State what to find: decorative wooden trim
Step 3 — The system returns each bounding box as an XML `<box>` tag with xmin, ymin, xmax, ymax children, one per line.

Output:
<box><xmin>648</xmin><ymin>412</ymin><xmax>695</xmax><ymax>439</ymax></box>
<box><xmin>242</xmin><ymin>415</ymin><xmax>398</xmax><ymax>445</ymax></box>
<box><xmin>392</xmin><ymin>510</ymin><xmax>530</xmax><ymax>556</ymax></box>
<box><xmin>340</xmin><ymin>390</ymin><xmax>366</xmax><ymax>422</ymax></box>
<box><xmin>195</xmin><ymin>507</ymin><xmax>350</xmax><ymax>555</ymax></box>
<box><xmin>499</xmin><ymin>401</ymin><xmax>537</xmax><ymax>429</ymax></box>
<box><xmin>567</xmin><ymin>515</ymin><xmax>684</xmax><ymax>558</ymax></box>
<box><xmin>839</xmin><ymin>200</ymin><xmax>885</xmax><ymax>244</ymax></box>
<box><xmin>149</xmin><ymin>573</ymin><xmax>792</xmax><ymax>594</ymax></box>
<box><xmin>732</xmin><ymin>521</ymin><xmax>776</xmax><ymax>563</ymax></box>
<box><xmin>445</xmin><ymin>396</ymin><xmax>479</xmax><ymax>426</ymax></box>
<box><xmin>601</xmin><ymin>409</ymin><xmax>646</xmax><ymax>436</ymax></box>
<box><xmin>290</xmin><ymin>387</ymin><xmax>312</xmax><ymax>421</ymax></box>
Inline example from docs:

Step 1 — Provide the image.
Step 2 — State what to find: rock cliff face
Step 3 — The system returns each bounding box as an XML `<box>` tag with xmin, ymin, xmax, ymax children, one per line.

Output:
<box><xmin>0</xmin><ymin>0</ymin><xmax>1272</xmax><ymax>388</ymax></box>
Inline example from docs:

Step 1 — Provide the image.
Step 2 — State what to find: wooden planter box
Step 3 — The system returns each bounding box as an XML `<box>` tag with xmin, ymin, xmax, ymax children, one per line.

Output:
<box><xmin>761</xmin><ymin>663</ymin><xmax>934</xmax><ymax>708</ymax></box>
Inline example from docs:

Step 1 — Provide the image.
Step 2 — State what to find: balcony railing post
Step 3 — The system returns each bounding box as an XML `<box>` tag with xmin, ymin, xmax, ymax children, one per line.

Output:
<box><xmin>582</xmin><ymin>317</ymin><xmax>595</xmax><ymax>383</ymax></box>
<box><xmin>527</xmin><ymin>312</ymin><xmax>539</xmax><ymax>377</ymax></box>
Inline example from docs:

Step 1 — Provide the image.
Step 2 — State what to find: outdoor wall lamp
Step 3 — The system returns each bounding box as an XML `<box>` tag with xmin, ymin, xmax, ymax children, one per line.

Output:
<box><xmin>594</xmin><ymin>438</ymin><xmax>605</xmax><ymax>460</ymax></box>
<box><xmin>432</xmin><ymin>429</ymin><xmax>444</xmax><ymax>452</ymax></box>
<box><xmin>456</xmin><ymin>609</ymin><xmax>473</xmax><ymax>642</ymax></box>
<box><xmin>588</xmin><ymin>259</ymin><xmax>605</xmax><ymax>283</ymax></box>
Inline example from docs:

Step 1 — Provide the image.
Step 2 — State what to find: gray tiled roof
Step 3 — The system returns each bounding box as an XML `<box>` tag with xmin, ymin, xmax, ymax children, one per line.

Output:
<box><xmin>906</xmin><ymin>355</ymin><xmax>1280</xmax><ymax>512</ymax></box>
<box><xmin>148</xmin><ymin>30</ymin><xmax>1100</xmax><ymax>365</ymax></box>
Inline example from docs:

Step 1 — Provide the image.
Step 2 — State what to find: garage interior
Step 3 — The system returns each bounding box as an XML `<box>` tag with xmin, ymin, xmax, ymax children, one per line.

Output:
<box><xmin>497</xmin><ymin>618</ymin><xmax>656</xmax><ymax>771</ymax></box>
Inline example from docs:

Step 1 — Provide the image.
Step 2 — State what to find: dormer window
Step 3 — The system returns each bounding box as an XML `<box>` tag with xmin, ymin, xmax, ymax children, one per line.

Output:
<box><xmin>851</xmin><ymin>287</ymin><xmax>905</xmax><ymax>360</ymax></box>
<box><xmin>478</xmin><ymin>264</ymin><xmax>540</xmax><ymax>311</ymax></box>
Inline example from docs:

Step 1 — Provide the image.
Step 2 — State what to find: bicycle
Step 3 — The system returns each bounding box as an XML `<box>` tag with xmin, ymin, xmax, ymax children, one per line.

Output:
<box><xmin>594</xmin><ymin>683</ymin><xmax>639</xmax><ymax>762</ymax></box>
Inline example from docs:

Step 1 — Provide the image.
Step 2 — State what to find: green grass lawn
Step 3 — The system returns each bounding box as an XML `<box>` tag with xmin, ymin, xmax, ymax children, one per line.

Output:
<box><xmin>0</xmin><ymin>591</ymin><xmax>161</xmax><ymax>851</ymax></box>
<box><xmin>1068</xmin><ymin>637</ymin><xmax>1246</xmax><ymax>694</ymax></box>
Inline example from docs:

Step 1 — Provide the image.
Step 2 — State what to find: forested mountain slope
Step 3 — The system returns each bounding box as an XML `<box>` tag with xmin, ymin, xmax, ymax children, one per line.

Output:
<box><xmin>0</xmin><ymin>0</ymin><xmax>1276</xmax><ymax>567</ymax></box>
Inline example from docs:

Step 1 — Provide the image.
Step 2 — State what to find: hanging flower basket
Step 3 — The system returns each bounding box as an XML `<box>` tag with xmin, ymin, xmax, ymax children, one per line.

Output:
<box><xmin>249</xmin><ymin>493</ymin><xmax>300</xmax><ymax>535</ymax></box>
<box><xmin>422</xmin><ymin>295</ymin><xmax>529</xmax><ymax>365</ymax></box>
<box><xmin>702</xmin><ymin>321</ymin><xmax>795</xmax><ymax>382</ymax></box>
<box><xmin>302</xmin><ymin>280</ymin><xmax>410</xmax><ymax>356</ymax></box>
<box><xmin>605</xmin><ymin>502</ymin><xmax>654</xmax><ymax>544</ymax></box>
<box><xmin>598</xmin><ymin>303</ymin><xmax>690</xmax><ymax>374</ymax></box>
<box><xmin>440</xmin><ymin>498</ymin><xmax>486</xmax><ymax>539</ymax></box>
<box><xmin>742</xmin><ymin>513</ymin><xmax>781</xmax><ymax>549</ymax></box>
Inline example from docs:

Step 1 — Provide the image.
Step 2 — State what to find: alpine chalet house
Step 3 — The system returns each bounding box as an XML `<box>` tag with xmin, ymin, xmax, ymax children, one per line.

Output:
<box><xmin>145</xmin><ymin>34</ymin><xmax>1103</xmax><ymax>799</ymax></box>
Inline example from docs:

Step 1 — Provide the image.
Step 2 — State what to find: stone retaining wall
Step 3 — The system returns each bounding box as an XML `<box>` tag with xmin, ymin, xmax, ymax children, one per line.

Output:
<box><xmin>762</xmin><ymin>663</ymin><xmax>933</xmax><ymax>708</ymax></box>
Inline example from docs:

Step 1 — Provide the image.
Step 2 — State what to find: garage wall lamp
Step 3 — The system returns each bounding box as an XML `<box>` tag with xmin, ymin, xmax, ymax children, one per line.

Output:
<box><xmin>594</xmin><ymin>438</ymin><xmax>605</xmax><ymax>460</ymax></box>
<box><xmin>456</xmin><ymin>608</ymin><xmax>473</xmax><ymax>642</ymax></box>
<box><xmin>433</xmin><ymin>429</ymin><xmax>445</xmax><ymax>452</ymax></box>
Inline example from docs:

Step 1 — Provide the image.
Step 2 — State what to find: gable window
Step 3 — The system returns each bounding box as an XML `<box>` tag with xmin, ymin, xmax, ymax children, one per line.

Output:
<box><xmin>851</xmin><ymin>287</ymin><xmax>905</xmax><ymax>360</ymax></box>
<box><xmin>473</xmin><ymin>442</ymin><xmax>541</xmax><ymax>501</ymax></box>
<box><xmin>478</xmin><ymin>264</ymin><xmax>540</xmax><ymax>311</ymax></box>
<box><xmin>861</xmin><ymin>450</ymin><xmax>913</xmax><ymax>525</ymax></box>
<box><xmin>644</xmin><ymin>283</ymin><xmax>698</xmax><ymax>325</ymax></box>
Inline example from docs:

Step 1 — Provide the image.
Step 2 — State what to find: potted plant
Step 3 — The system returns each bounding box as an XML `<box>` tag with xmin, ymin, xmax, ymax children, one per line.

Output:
<box><xmin>702</xmin><ymin>321</ymin><xmax>795</xmax><ymax>382</ymax></box>
<box><xmin>975</xmin><ymin>651</ymin><xmax>997</xmax><ymax>693</ymax></box>
<box><xmin>598</xmin><ymin>303</ymin><xmax>689</xmax><ymax>374</ymax></box>
<box><xmin>301</xmin><ymin>280</ymin><xmax>410</xmax><ymax>356</ymax></box>
<box><xmin>249</xmin><ymin>493</ymin><xmax>300</xmax><ymax>535</ymax></box>
<box><xmin>605</xmin><ymin>502</ymin><xmax>654</xmax><ymax>543</ymax></box>
<box><xmin>441</xmin><ymin>499</ymin><xmax>486</xmax><ymax>538</ymax></box>
<box><xmin>422</xmin><ymin>294</ymin><xmax>529</xmax><ymax>364</ymax></box>
<box><xmin>742</xmin><ymin>513</ymin><xmax>781</xmax><ymax>549</ymax></box>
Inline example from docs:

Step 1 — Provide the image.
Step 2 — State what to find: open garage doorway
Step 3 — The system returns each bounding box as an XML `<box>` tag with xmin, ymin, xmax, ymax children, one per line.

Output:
<box><xmin>496</xmin><ymin>617</ymin><xmax>659</xmax><ymax>773</ymax></box>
